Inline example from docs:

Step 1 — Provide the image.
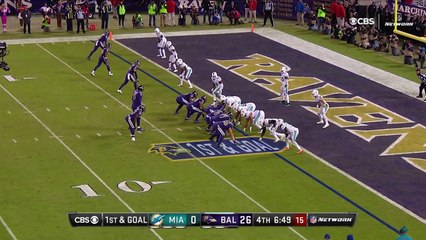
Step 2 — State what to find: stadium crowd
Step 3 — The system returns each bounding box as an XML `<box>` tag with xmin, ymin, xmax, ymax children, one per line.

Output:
<box><xmin>301</xmin><ymin>0</ymin><xmax>426</xmax><ymax>69</ymax></box>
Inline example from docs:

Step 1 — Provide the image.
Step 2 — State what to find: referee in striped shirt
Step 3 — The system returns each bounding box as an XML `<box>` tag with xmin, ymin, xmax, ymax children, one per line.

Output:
<box><xmin>416</xmin><ymin>67</ymin><xmax>426</xmax><ymax>101</ymax></box>
<box><xmin>262</xmin><ymin>0</ymin><xmax>274</xmax><ymax>27</ymax></box>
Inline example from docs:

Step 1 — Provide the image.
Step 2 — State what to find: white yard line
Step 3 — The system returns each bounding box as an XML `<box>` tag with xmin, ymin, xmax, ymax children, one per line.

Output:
<box><xmin>0</xmin><ymin>216</ymin><xmax>18</xmax><ymax>240</ymax></box>
<box><xmin>0</xmin><ymin>83</ymin><xmax>163</xmax><ymax>240</ymax></box>
<box><xmin>38</xmin><ymin>43</ymin><xmax>309</xmax><ymax>240</ymax></box>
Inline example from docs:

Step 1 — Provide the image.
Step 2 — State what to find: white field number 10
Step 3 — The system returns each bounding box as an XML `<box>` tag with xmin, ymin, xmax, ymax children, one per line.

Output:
<box><xmin>72</xmin><ymin>180</ymin><xmax>169</xmax><ymax>197</ymax></box>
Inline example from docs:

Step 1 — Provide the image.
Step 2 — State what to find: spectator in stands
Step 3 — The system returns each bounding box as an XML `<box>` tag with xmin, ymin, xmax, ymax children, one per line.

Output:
<box><xmin>97</xmin><ymin>0</ymin><xmax>103</xmax><ymax>18</ymax></box>
<box><xmin>41</xmin><ymin>15</ymin><xmax>50</xmax><ymax>32</ymax></box>
<box><xmin>82</xmin><ymin>3</ymin><xmax>89</xmax><ymax>28</ymax></box>
<box><xmin>248</xmin><ymin>0</ymin><xmax>257</xmax><ymax>23</ymax></box>
<box><xmin>210</xmin><ymin>6</ymin><xmax>220</xmax><ymax>24</ymax></box>
<box><xmin>402</xmin><ymin>40</ymin><xmax>413</xmax><ymax>65</ymax></box>
<box><xmin>148</xmin><ymin>0</ymin><xmax>157</xmax><ymax>27</ymax></box>
<box><xmin>262</xmin><ymin>0</ymin><xmax>274</xmax><ymax>27</ymax></box>
<box><xmin>218</xmin><ymin>0</ymin><xmax>226</xmax><ymax>23</ymax></box>
<box><xmin>395</xmin><ymin>226</ymin><xmax>413</xmax><ymax>240</ymax></box>
<box><xmin>243</xmin><ymin>0</ymin><xmax>249</xmax><ymax>21</ymax></box>
<box><xmin>331</xmin><ymin>25</ymin><xmax>343</xmax><ymax>39</ymax></box>
<box><xmin>323</xmin><ymin>16</ymin><xmax>331</xmax><ymax>34</ymax></box>
<box><xmin>111</xmin><ymin>0</ymin><xmax>119</xmax><ymax>19</ymax></box>
<box><xmin>0</xmin><ymin>3</ymin><xmax>10</xmax><ymax>32</ymax></box>
<box><xmin>101</xmin><ymin>0</ymin><xmax>111</xmax><ymax>29</ymax></box>
<box><xmin>75</xmin><ymin>4</ymin><xmax>86</xmax><ymax>33</ymax></box>
<box><xmin>414</xmin><ymin>44</ymin><xmax>425</xmax><ymax>69</ymax></box>
<box><xmin>368</xmin><ymin>27</ymin><xmax>378</xmax><ymax>50</ymax></box>
<box><xmin>330</xmin><ymin>0</ymin><xmax>337</xmax><ymax>27</ymax></box>
<box><xmin>367</xmin><ymin>1</ymin><xmax>376</xmax><ymax>19</ymax></box>
<box><xmin>132</xmin><ymin>13</ymin><xmax>143</xmax><ymax>28</ymax></box>
<box><xmin>389</xmin><ymin>33</ymin><xmax>399</xmax><ymax>56</ymax></box>
<box><xmin>377</xmin><ymin>34</ymin><xmax>388</xmax><ymax>52</ymax></box>
<box><xmin>159</xmin><ymin>0</ymin><xmax>167</xmax><ymax>27</ymax></box>
<box><xmin>16</xmin><ymin>0</ymin><xmax>25</xmax><ymax>28</ymax></box>
<box><xmin>201</xmin><ymin>0</ymin><xmax>211</xmax><ymax>24</ymax></box>
<box><xmin>40</xmin><ymin>2</ymin><xmax>52</xmax><ymax>18</ymax></box>
<box><xmin>22</xmin><ymin>7</ymin><xmax>31</xmax><ymax>34</ymax></box>
<box><xmin>166</xmin><ymin>0</ymin><xmax>176</xmax><ymax>26</ymax></box>
<box><xmin>178</xmin><ymin>6</ymin><xmax>186</xmax><ymax>26</ymax></box>
<box><xmin>308</xmin><ymin>10</ymin><xmax>316</xmax><ymax>30</ymax></box>
<box><xmin>336</xmin><ymin>1</ymin><xmax>345</xmax><ymax>28</ymax></box>
<box><xmin>118</xmin><ymin>1</ymin><xmax>126</xmax><ymax>28</ymax></box>
<box><xmin>295</xmin><ymin>0</ymin><xmax>305</xmax><ymax>26</ymax></box>
<box><xmin>190</xmin><ymin>5</ymin><xmax>200</xmax><ymax>25</ymax></box>
<box><xmin>316</xmin><ymin>3</ymin><xmax>326</xmax><ymax>32</ymax></box>
<box><xmin>228</xmin><ymin>1</ymin><xmax>241</xmax><ymax>25</ymax></box>
<box><xmin>88</xmin><ymin>0</ymin><xmax>96</xmax><ymax>18</ymax></box>
<box><xmin>345</xmin><ymin>26</ymin><xmax>357</xmax><ymax>44</ymax></box>
<box><xmin>65</xmin><ymin>3</ymin><xmax>73</xmax><ymax>31</ymax></box>
<box><xmin>358</xmin><ymin>26</ymin><xmax>370</xmax><ymax>49</ymax></box>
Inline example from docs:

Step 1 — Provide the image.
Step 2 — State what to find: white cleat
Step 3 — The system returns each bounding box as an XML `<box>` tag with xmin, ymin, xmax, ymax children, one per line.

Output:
<box><xmin>131</xmin><ymin>137</ymin><xmax>136</xmax><ymax>141</ymax></box>
<box><xmin>178</xmin><ymin>84</ymin><xmax>183</xmax><ymax>87</ymax></box>
<box><xmin>91</xmin><ymin>71</ymin><xmax>95</xmax><ymax>76</ymax></box>
<box><xmin>117</xmin><ymin>89</ymin><xmax>122</xmax><ymax>93</ymax></box>
<box><xmin>173</xmin><ymin>69</ymin><xmax>178</xmax><ymax>72</ymax></box>
<box><xmin>316</xmin><ymin>121</ymin><xmax>324</xmax><ymax>124</ymax></box>
<box><xmin>161</xmin><ymin>56</ymin><xmax>166</xmax><ymax>59</ymax></box>
<box><xmin>323</xmin><ymin>123</ymin><xmax>329</xmax><ymax>129</ymax></box>
<box><xmin>108</xmin><ymin>71</ymin><xmax>114</xmax><ymax>76</ymax></box>
<box><xmin>157</xmin><ymin>54</ymin><xmax>162</xmax><ymax>57</ymax></box>
<box><xmin>167</xmin><ymin>67</ymin><xmax>171</xmax><ymax>71</ymax></box>
<box><xmin>189</xmin><ymin>85</ymin><xmax>193</xmax><ymax>89</ymax></box>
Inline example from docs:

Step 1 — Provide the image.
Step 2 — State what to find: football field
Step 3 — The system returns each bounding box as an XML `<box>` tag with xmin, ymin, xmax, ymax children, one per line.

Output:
<box><xmin>0</xmin><ymin>30</ymin><xmax>425</xmax><ymax>240</ymax></box>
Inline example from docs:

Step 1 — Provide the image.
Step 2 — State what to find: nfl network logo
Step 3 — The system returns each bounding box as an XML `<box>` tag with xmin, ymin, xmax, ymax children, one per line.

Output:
<box><xmin>309</xmin><ymin>216</ymin><xmax>317</xmax><ymax>224</ymax></box>
<box><xmin>349</xmin><ymin>17</ymin><xmax>375</xmax><ymax>26</ymax></box>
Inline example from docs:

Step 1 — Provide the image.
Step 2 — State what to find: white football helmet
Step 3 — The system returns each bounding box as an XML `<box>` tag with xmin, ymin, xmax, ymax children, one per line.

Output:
<box><xmin>211</xmin><ymin>72</ymin><xmax>218</xmax><ymax>78</ymax></box>
<box><xmin>240</xmin><ymin>108</ymin><xmax>248</xmax><ymax>118</ymax></box>
<box><xmin>154</xmin><ymin>28</ymin><xmax>160</xmax><ymax>34</ymax></box>
<box><xmin>220</xmin><ymin>95</ymin><xmax>226</xmax><ymax>101</ymax></box>
<box><xmin>281</xmin><ymin>67</ymin><xmax>287</xmax><ymax>74</ymax></box>
<box><xmin>176</xmin><ymin>59</ymin><xmax>183</xmax><ymax>65</ymax></box>
<box><xmin>166</xmin><ymin>41</ymin><xmax>172</xmax><ymax>48</ymax></box>
<box><xmin>231</xmin><ymin>102</ymin><xmax>239</xmax><ymax>110</ymax></box>
<box><xmin>312</xmin><ymin>89</ymin><xmax>319</xmax><ymax>97</ymax></box>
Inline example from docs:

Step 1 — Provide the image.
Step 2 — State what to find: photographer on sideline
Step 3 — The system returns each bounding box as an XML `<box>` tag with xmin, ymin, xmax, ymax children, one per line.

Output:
<box><xmin>416</xmin><ymin>67</ymin><xmax>426</xmax><ymax>101</ymax></box>
<box><xmin>414</xmin><ymin>44</ymin><xmax>425</xmax><ymax>69</ymax></box>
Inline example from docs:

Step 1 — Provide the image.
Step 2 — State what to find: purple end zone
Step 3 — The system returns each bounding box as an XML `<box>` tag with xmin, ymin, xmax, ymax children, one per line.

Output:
<box><xmin>118</xmin><ymin>33</ymin><xmax>426</xmax><ymax>219</ymax></box>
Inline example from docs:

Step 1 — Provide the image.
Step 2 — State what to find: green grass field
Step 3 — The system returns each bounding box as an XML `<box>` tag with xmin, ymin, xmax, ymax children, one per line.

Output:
<box><xmin>0</xmin><ymin>39</ymin><xmax>424</xmax><ymax>240</ymax></box>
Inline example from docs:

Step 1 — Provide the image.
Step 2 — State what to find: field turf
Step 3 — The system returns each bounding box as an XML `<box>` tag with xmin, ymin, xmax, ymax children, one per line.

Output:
<box><xmin>0</xmin><ymin>40</ymin><xmax>424</xmax><ymax>240</ymax></box>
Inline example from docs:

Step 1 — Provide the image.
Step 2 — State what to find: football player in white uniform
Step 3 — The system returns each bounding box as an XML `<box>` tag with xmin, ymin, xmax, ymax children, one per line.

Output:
<box><xmin>235</xmin><ymin>102</ymin><xmax>256</xmax><ymax>125</ymax></box>
<box><xmin>211</xmin><ymin>72</ymin><xmax>224</xmax><ymax>101</ymax></box>
<box><xmin>241</xmin><ymin>109</ymin><xmax>265</xmax><ymax>132</ymax></box>
<box><xmin>176</xmin><ymin>59</ymin><xmax>193</xmax><ymax>88</ymax></box>
<box><xmin>312</xmin><ymin>89</ymin><xmax>329</xmax><ymax>128</ymax></box>
<box><xmin>155</xmin><ymin>28</ymin><xmax>167</xmax><ymax>59</ymax></box>
<box><xmin>166</xmin><ymin>41</ymin><xmax>178</xmax><ymax>72</ymax></box>
<box><xmin>280</xmin><ymin>67</ymin><xmax>290</xmax><ymax>106</ymax></box>
<box><xmin>272</xmin><ymin>121</ymin><xmax>303</xmax><ymax>154</ymax></box>
<box><xmin>221</xmin><ymin>95</ymin><xmax>241</xmax><ymax>112</ymax></box>
<box><xmin>258</xmin><ymin>118</ymin><xmax>283</xmax><ymax>141</ymax></box>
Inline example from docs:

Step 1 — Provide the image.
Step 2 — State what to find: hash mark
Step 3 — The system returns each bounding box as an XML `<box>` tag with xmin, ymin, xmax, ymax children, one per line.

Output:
<box><xmin>84</xmin><ymin>106</ymin><xmax>89</xmax><ymax>110</ymax></box>
<box><xmin>177</xmin><ymin>128</ymin><xmax>182</xmax><ymax>131</ymax></box>
<box><xmin>7</xmin><ymin>111</ymin><xmax>11</xmax><ymax>114</ymax></box>
<box><xmin>158</xmin><ymin>101</ymin><xmax>163</xmax><ymax>105</ymax></box>
<box><xmin>65</xmin><ymin>107</ymin><xmax>70</xmax><ymax>111</ymax></box>
<box><xmin>103</xmin><ymin>105</ymin><xmax>108</xmax><ymax>108</ymax></box>
<box><xmin>76</xmin><ymin>134</ymin><xmax>81</xmax><ymax>139</ymax></box>
<box><xmin>96</xmin><ymin>133</ymin><xmax>102</xmax><ymax>137</ymax></box>
<box><xmin>116</xmin><ymin>132</ymin><xmax>122</xmax><ymax>136</ymax></box>
<box><xmin>196</xmin><ymin>126</ymin><xmax>202</xmax><ymax>130</ymax></box>
<box><xmin>46</xmin><ymin>108</ymin><xmax>51</xmax><ymax>112</ymax></box>
<box><xmin>34</xmin><ymin>138</ymin><xmax>39</xmax><ymax>141</ymax></box>
<box><xmin>12</xmin><ymin>139</ymin><xmax>17</xmax><ymax>143</ymax></box>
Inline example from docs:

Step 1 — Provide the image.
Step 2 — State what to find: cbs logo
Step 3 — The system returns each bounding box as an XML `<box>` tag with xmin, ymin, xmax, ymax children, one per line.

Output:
<box><xmin>349</xmin><ymin>18</ymin><xmax>375</xmax><ymax>25</ymax></box>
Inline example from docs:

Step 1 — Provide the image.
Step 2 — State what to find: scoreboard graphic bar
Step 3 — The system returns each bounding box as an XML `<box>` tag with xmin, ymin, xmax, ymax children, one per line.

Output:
<box><xmin>68</xmin><ymin>212</ymin><xmax>356</xmax><ymax>228</ymax></box>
